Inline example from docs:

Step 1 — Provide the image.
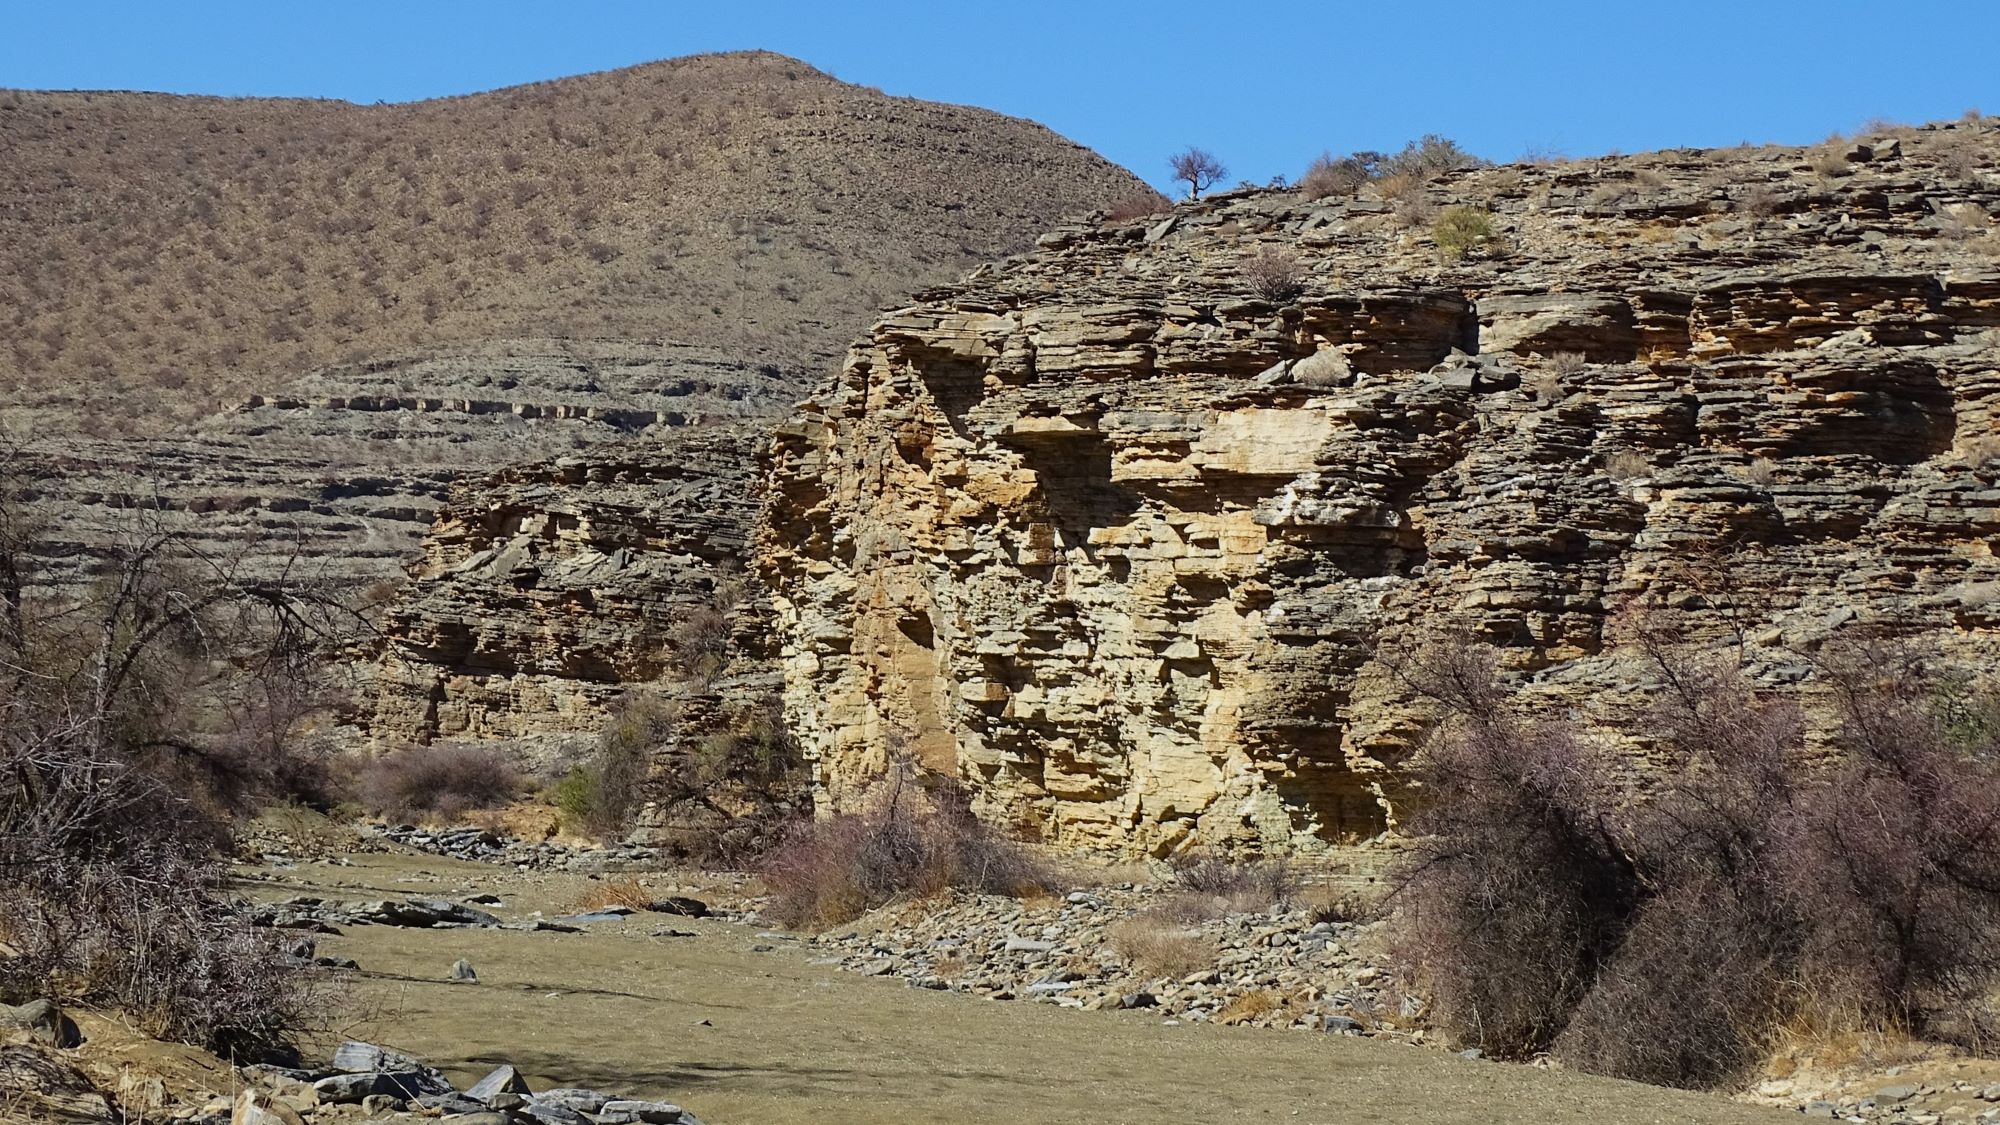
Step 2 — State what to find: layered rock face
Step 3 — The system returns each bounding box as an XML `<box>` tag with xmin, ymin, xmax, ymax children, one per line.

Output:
<box><xmin>364</xmin><ymin>423</ymin><xmax>766</xmax><ymax>744</ymax></box>
<box><xmin>761</xmin><ymin>120</ymin><xmax>2000</xmax><ymax>855</ymax></box>
<box><xmin>13</xmin><ymin>340</ymin><xmax>802</xmax><ymax>591</ymax></box>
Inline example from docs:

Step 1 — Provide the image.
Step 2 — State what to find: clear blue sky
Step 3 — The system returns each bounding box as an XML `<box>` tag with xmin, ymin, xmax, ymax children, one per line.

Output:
<box><xmin>5</xmin><ymin>1</ymin><xmax>1997</xmax><ymax>192</ymax></box>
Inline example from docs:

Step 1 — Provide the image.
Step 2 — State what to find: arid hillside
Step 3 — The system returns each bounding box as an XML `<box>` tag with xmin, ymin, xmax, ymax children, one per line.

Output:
<box><xmin>0</xmin><ymin>50</ymin><xmax>1149</xmax><ymax>435</ymax></box>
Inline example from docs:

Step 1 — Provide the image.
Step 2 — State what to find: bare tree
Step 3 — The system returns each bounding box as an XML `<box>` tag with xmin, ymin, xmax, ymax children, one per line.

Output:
<box><xmin>1169</xmin><ymin>147</ymin><xmax>1227</xmax><ymax>200</ymax></box>
<box><xmin>0</xmin><ymin>468</ymin><xmax>363</xmax><ymax>1057</ymax></box>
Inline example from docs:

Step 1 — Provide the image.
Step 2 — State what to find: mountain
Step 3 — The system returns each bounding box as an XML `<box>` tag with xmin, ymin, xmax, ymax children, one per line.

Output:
<box><xmin>0</xmin><ymin>51</ymin><xmax>1151</xmax><ymax>591</ymax></box>
<box><xmin>0</xmin><ymin>50</ymin><xmax>1148</xmax><ymax>436</ymax></box>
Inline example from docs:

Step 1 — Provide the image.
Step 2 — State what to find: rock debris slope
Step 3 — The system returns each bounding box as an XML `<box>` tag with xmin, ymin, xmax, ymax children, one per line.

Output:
<box><xmin>760</xmin><ymin>120</ymin><xmax>2000</xmax><ymax>855</ymax></box>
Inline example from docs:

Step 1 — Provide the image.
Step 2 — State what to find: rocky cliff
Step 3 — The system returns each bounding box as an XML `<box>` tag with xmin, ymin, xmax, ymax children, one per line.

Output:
<box><xmin>760</xmin><ymin>120</ymin><xmax>2000</xmax><ymax>856</ymax></box>
<box><xmin>362</xmin><ymin>422</ymin><xmax>767</xmax><ymax>745</ymax></box>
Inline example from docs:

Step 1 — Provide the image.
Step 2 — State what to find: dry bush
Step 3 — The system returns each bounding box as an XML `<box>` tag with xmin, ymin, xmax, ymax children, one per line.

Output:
<box><xmin>1392</xmin><ymin>631</ymin><xmax>2000</xmax><ymax>1089</ymax></box>
<box><xmin>1217</xmin><ymin>988</ymin><xmax>1285</xmax><ymax>1024</ymax></box>
<box><xmin>1548</xmin><ymin>351</ymin><xmax>1589</xmax><ymax>377</ymax></box>
<box><xmin>1299</xmin><ymin>152</ymin><xmax>1374</xmax><ymax>200</ymax></box>
<box><xmin>1239</xmin><ymin>247</ymin><xmax>1307</xmax><ymax>304</ymax></box>
<box><xmin>1169</xmin><ymin>850</ymin><xmax>1296</xmax><ymax>912</ymax></box>
<box><xmin>554</xmin><ymin>691</ymin><xmax>668</xmax><ymax>839</ymax></box>
<box><xmin>1390</xmin><ymin>645</ymin><xmax>1638</xmax><ymax>1059</ymax></box>
<box><xmin>358</xmin><ymin>745</ymin><xmax>518</xmax><ymax>824</ymax></box>
<box><xmin>0</xmin><ymin>743</ymin><xmax>326</xmax><ymax>1062</ymax></box>
<box><xmin>1108</xmin><ymin>918</ymin><xmax>1215</xmax><ymax>980</ymax></box>
<box><xmin>758</xmin><ymin>765</ymin><xmax>1053</xmax><ymax>930</ymax></box>
<box><xmin>1300</xmin><ymin>884</ymin><xmax>1378</xmax><ymax>925</ymax></box>
<box><xmin>1809</xmin><ymin>145</ymin><xmax>1852</xmax><ymax>182</ymax></box>
<box><xmin>1378</xmin><ymin>134</ymin><xmax>1487</xmax><ymax>181</ymax></box>
<box><xmin>1604</xmin><ymin>449</ymin><xmax>1652</xmax><ymax>480</ymax></box>
<box><xmin>1106</xmin><ymin>194</ymin><xmax>1172</xmax><ymax>222</ymax></box>
<box><xmin>0</xmin><ymin>488</ymin><xmax>351</xmax><ymax>1060</ymax></box>
<box><xmin>1738</xmin><ymin>184</ymin><xmax>1785</xmax><ymax>217</ymax></box>
<box><xmin>666</xmin><ymin>581</ymin><xmax>739</xmax><ymax>684</ymax></box>
<box><xmin>1744</xmin><ymin>457</ymin><xmax>1778</xmax><ymax>485</ymax></box>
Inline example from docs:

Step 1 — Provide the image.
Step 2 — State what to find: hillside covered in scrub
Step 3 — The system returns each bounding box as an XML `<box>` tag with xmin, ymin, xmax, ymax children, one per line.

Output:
<box><xmin>760</xmin><ymin>114</ymin><xmax>2000</xmax><ymax>854</ymax></box>
<box><xmin>0</xmin><ymin>50</ymin><xmax>1145</xmax><ymax>437</ymax></box>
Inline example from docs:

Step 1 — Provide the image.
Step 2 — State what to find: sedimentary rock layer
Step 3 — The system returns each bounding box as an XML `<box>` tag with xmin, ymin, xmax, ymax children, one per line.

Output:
<box><xmin>761</xmin><ymin>120</ymin><xmax>2000</xmax><ymax>855</ymax></box>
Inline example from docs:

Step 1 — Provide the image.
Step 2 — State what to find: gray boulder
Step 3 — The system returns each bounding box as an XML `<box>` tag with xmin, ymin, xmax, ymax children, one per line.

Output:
<box><xmin>0</xmin><ymin>999</ymin><xmax>81</xmax><ymax>1048</ymax></box>
<box><xmin>467</xmin><ymin>1063</ymin><xmax>532</xmax><ymax>1103</ymax></box>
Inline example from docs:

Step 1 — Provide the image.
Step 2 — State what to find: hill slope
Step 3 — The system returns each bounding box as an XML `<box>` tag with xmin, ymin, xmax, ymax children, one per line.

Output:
<box><xmin>0</xmin><ymin>50</ymin><xmax>1149</xmax><ymax>435</ymax></box>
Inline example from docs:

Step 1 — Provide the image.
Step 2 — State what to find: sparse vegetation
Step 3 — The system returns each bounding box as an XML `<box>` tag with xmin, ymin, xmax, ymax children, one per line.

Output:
<box><xmin>1108</xmin><ymin>918</ymin><xmax>1216</xmax><ymax>980</ymax></box>
<box><xmin>0</xmin><ymin>488</ymin><xmax>349</xmax><ymax>1060</ymax></box>
<box><xmin>1168</xmin><ymin>147</ymin><xmax>1228</xmax><ymax>200</ymax></box>
<box><xmin>1240</xmin><ymin>247</ymin><xmax>1307</xmax><ymax>304</ymax></box>
<box><xmin>759</xmin><ymin>761</ymin><xmax>1053</xmax><ymax>930</ymax></box>
<box><xmin>1106</xmin><ymin>193</ymin><xmax>1173</xmax><ymax>222</ymax></box>
<box><xmin>359</xmin><ymin>744</ymin><xmax>518</xmax><ymax>824</ymax></box>
<box><xmin>1604</xmin><ymin>449</ymin><xmax>1653</xmax><ymax>480</ymax></box>
<box><xmin>1392</xmin><ymin>633</ymin><xmax>2000</xmax><ymax>1089</ymax></box>
<box><xmin>0</xmin><ymin>53</ymin><xmax>1146</xmax><ymax>436</ymax></box>
<box><xmin>1299</xmin><ymin>152</ymin><xmax>1374</xmax><ymax>199</ymax></box>
<box><xmin>553</xmin><ymin>692</ymin><xmax>666</xmax><ymax>838</ymax></box>
<box><xmin>1431</xmin><ymin>206</ymin><xmax>1497</xmax><ymax>262</ymax></box>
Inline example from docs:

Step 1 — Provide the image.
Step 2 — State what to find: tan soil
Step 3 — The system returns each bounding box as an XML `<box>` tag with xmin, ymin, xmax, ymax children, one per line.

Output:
<box><xmin>244</xmin><ymin>852</ymin><xmax>1794</xmax><ymax>1125</ymax></box>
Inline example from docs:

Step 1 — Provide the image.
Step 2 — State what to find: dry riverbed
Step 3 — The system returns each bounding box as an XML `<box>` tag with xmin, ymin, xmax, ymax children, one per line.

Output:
<box><xmin>234</xmin><ymin>850</ymin><xmax>1800</xmax><ymax>1125</ymax></box>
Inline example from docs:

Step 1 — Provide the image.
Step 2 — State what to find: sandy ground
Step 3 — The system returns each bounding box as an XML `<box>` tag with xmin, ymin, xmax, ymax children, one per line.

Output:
<box><xmin>240</xmin><ymin>852</ymin><xmax>1796</xmax><ymax>1125</ymax></box>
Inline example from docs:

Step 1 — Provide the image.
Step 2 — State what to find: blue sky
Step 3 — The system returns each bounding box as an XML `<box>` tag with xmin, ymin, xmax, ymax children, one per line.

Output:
<box><xmin>5</xmin><ymin>1</ymin><xmax>1997</xmax><ymax>192</ymax></box>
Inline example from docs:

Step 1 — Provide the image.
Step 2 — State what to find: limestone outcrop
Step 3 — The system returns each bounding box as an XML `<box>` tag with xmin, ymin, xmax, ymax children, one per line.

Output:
<box><xmin>12</xmin><ymin>340</ymin><xmax>803</xmax><ymax>592</ymax></box>
<box><xmin>363</xmin><ymin>423</ymin><xmax>766</xmax><ymax>744</ymax></box>
<box><xmin>760</xmin><ymin>119</ymin><xmax>2000</xmax><ymax>855</ymax></box>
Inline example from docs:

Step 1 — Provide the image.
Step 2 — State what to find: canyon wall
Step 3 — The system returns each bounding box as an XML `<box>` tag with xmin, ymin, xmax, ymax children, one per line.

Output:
<box><xmin>760</xmin><ymin>121</ymin><xmax>2000</xmax><ymax>855</ymax></box>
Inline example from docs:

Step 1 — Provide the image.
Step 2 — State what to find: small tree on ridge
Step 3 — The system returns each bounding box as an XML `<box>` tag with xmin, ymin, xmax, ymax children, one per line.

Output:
<box><xmin>1169</xmin><ymin>147</ymin><xmax>1227</xmax><ymax>200</ymax></box>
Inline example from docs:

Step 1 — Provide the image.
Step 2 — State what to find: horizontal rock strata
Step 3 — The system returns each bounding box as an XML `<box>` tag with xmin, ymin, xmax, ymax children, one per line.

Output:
<box><xmin>760</xmin><ymin>118</ymin><xmax>2000</xmax><ymax>855</ymax></box>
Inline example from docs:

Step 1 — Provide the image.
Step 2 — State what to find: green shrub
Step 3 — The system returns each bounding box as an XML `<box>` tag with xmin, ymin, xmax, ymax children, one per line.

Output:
<box><xmin>1432</xmin><ymin>206</ymin><xmax>1497</xmax><ymax>262</ymax></box>
<box><xmin>557</xmin><ymin>692</ymin><xmax>670</xmax><ymax>838</ymax></box>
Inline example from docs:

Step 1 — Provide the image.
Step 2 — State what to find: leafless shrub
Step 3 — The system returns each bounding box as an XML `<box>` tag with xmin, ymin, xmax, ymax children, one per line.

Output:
<box><xmin>1604</xmin><ymin>449</ymin><xmax>1652</xmax><ymax>480</ymax></box>
<box><xmin>1548</xmin><ymin>351</ymin><xmax>1589</xmax><ymax>377</ymax></box>
<box><xmin>1378</xmin><ymin>134</ymin><xmax>1488</xmax><ymax>181</ymax></box>
<box><xmin>1744</xmin><ymin>456</ymin><xmax>1778</xmax><ymax>485</ymax></box>
<box><xmin>358</xmin><ymin>745</ymin><xmax>517</xmax><ymax>823</ymax></box>
<box><xmin>758</xmin><ymin>761</ymin><xmax>1053</xmax><ymax>930</ymax></box>
<box><xmin>1738</xmin><ymin>184</ymin><xmax>1784</xmax><ymax>217</ymax></box>
<box><xmin>1169</xmin><ymin>850</ymin><xmax>1296</xmax><ymax>911</ymax></box>
<box><xmin>0</xmin><ymin>488</ymin><xmax>347</xmax><ymax>1060</ymax></box>
<box><xmin>1106</xmin><ymin>193</ymin><xmax>1172</xmax><ymax>222</ymax></box>
<box><xmin>1389</xmin><ymin>644</ymin><xmax>1637</xmax><ymax>1058</ymax></box>
<box><xmin>1299</xmin><ymin>152</ymin><xmax>1374</xmax><ymax>200</ymax></box>
<box><xmin>1392</xmin><ymin>629</ymin><xmax>2000</xmax><ymax>1089</ymax></box>
<box><xmin>1239</xmin><ymin>247</ymin><xmax>1307</xmax><ymax>304</ymax></box>
<box><xmin>666</xmin><ymin>580</ymin><xmax>740</xmax><ymax>684</ymax></box>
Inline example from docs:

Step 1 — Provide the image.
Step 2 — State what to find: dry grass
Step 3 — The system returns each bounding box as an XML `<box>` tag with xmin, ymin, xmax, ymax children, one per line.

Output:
<box><xmin>1604</xmin><ymin>449</ymin><xmax>1653</xmax><ymax>480</ymax></box>
<box><xmin>1108</xmin><ymin>918</ymin><xmax>1215</xmax><ymax>980</ymax></box>
<box><xmin>0</xmin><ymin>51</ymin><xmax>1144</xmax><ymax>436</ymax></box>
<box><xmin>1216</xmin><ymin>988</ymin><xmax>1286</xmax><ymax>1025</ymax></box>
<box><xmin>567</xmin><ymin>875</ymin><xmax>655</xmax><ymax>913</ymax></box>
<box><xmin>1299</xmin><ymin>883</ymin><xmax>1379</xmax><ymax>925</ymax></box>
